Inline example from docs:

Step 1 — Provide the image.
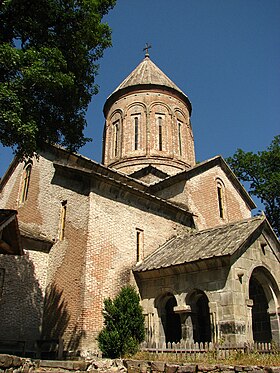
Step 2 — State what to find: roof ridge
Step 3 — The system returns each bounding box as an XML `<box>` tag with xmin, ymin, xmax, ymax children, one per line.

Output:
<box><xmin>188</xmin><ymin>216</ymin><xmax>265</xmax><ymax>236</ymax></box>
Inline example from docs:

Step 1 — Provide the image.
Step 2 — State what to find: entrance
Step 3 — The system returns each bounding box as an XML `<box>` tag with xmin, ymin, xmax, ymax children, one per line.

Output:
<box><xmin>189</xmin><ymin>290</ymin><xmax>211</xmax><ymax>343</ymax></box>
<box><xmin>249</xmin><ymin>267</ymin><xmax>280</xmax><ymax>343</ymax></box>
<box><xmin>157</xmin><ymin>293</ymin><xmax>182</xmax><ymax>344</ymax></box>
<box><xmin>164</xmin><ymin>296</ymin><xmax>181</xmax><ymax>343</ymax></box>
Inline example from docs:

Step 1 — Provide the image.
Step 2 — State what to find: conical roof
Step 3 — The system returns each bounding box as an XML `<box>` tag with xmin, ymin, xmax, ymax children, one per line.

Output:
<box><xmin>104</xmin><ymin>56</ymin><xmax>192</xmax><ymax>115</ymax></box>
<box><xmin>112</xmin><ymin>56</ymin><xmax>185</xmax><ymax>95</ymax></box>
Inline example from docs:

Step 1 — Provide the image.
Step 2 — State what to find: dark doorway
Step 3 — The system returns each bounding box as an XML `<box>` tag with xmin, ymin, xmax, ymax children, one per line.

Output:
<box><xmin>158</xmin><ymin>294</ymin><xmax>182</xmax><ymax>344</ymax></box>
<box><xmin>249</xmin><ymin>276</ymin><xmax>272</xmax><ymax>342</ymax></box>
<box><xmin>189</xmin><ymin>291</ymin><xmax>211</xmax><ymax>343</ymax></box>
<box><xmin>164</xmin><ymin>296</ymin><xmax>182</xmax><ymax>343</ymax></box>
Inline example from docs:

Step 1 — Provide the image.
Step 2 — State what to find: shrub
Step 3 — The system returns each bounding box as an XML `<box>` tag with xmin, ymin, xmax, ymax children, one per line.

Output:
<box><xmin>97</xmin><ymin>285</ymin><xmax>145</xmax><ymax>358</ymax></box>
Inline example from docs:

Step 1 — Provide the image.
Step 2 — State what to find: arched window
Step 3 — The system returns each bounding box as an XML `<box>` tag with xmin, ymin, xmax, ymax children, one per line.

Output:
<box><xmin>59</xmin><ymin>200</ymin><xmax>67</xmax><ymax>241</ymax></box>
<box><xmin>136</xmin><ymin>228</ymin><xmax>144</xmax><ymax>262</ymax></box>
<box><xmin>217</xmin><ymin>180</ymin><xmax>225</xmax><ymax>219</ymax></box>
<box><xmin>158</xmin><ymin>116</ymin><xmax>163</xmax><ymax>151</ymax></box>
<box><xmin>178</xmin><ymin>121</ymin><xmax>182</xmax><ymax>156</ymax></box>
<box><xmin>113</xmin><ymin>120</ymin><xmax>119</xmax><ymax>157</ymax></box>
<box><xmin>20</xmin><ymin>163</ymin><xmax>32</xmax><ymax>204</ymax></box>
<box><xmin>134</xmin><ymin>116</ymin><xmax>139</xmax><ymax>150</ymax></box>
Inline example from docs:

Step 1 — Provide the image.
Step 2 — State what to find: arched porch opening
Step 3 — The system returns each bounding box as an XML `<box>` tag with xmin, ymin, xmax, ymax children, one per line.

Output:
<box><xmin>156</xmin><ymin>292</ymin><xmax>182</xmax><ymax>344</ymax></box>
<box><xmin>249</xmin><ymin>267</ymin><xmax>280</xmax><ymax>343</ymax></box>
<box><xmin>188</xmin><ymin>290</ymin><xmax>211</xmax><ymax>343</ymax></box>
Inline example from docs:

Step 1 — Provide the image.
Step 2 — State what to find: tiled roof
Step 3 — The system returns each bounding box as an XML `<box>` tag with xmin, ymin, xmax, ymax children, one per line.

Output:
<box><xmin>103</xmin><ymin>56</ymin><xmax>192</xmax><ymax>116</ymax></box>
<box><xmin>134</xmin><ymin>216</ymin><xmax>268</xmax><ymax>272</ymax></box>
<box><xmin>112</xmin><ymin>56</ymin><xmax>186</xmax><ymax>95</ymax></box>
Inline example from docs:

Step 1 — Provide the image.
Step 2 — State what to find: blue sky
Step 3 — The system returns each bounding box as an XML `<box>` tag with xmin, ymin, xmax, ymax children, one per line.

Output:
<box><xmin>1</xmin><ymin>0</ymin><xmax>279</xmax><ymax>201</ymax></box>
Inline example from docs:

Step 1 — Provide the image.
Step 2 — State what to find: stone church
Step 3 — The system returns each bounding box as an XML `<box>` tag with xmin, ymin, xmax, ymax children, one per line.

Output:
<box><xmin>0</xmin><ymin>52</ymin><xmax>279</xmax><ymax>357</ymax></box>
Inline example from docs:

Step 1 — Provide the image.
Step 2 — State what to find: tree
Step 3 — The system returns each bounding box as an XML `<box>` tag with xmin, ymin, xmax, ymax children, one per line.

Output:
<box><xmin>0</xmin><ymin>0</ymin><xmax>116</xmax><ymax>158</ymax></box>
<box><xmin>227</xmin><ymin>135</ymin><xmax>280</xmax><ymax>237</ymax></box>
<box><xmin>98</xmin><ymin>285</ymin><xmax>145</xmax><ymax>358</ymax></box>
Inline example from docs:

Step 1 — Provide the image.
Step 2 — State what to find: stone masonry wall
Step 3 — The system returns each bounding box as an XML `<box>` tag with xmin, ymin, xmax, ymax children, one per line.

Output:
<box><xmin>137</xmin><ymin>232</ymin><xmax>280</xmax><ymax>346</ymax></box>
<box><xmin>0</xmin><ymin>250</ymin><xmax>47</xmax><ymax>344</ymax></box>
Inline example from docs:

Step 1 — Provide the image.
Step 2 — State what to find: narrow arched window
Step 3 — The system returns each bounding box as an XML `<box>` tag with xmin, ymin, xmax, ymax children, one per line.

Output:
<box><xmin>217</xmin><ymin>181</ymin><xmax>225</xmax><ymax>219</ymax></box>
<box><xmin>136</xmin><ymin>228</ymin><xmax>144</xmax><ymax>263</ymax></box>
<box><xmin>158</xmin><ymin>116</ymin><xmax>163</xmax><ymax>151</ymax></box>
<box><xmin>178</xmin><ymin>121</ymin><xmax>182</xmax><ymax>156</ymax></box>
<box><xmin>20</xmin><ymin>164</ymin><xmax>32</xmax><ymax>204</ymax></box>
<box><xmin>59</xmin><ymin>200</ymin><xmax>67</xmax><ymax>241</ymax></box>
<box><xmin>113</xmin><ymin>120</ymin><xmax>119</xmax><ymax>157</ymax></box>
<box><xmin>134</xmin><ymin>116</ymin><xmax>139</xmax><ymax>150</ymax></box>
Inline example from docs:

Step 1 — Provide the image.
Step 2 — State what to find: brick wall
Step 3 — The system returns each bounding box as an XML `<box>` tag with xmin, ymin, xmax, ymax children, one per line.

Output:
<box><xmin>155</xmin><ymin>165</ymin><xmax>252</xmax><ymax>230</ymax></box>
<box><xmin>0</xmin><ymin>149</ymin><xmax>194</xmax><ymax>353</ymax></box>
<box><xmin>103</xmin><ymin>89</ymin><xmax>195</xmax><ymax>177</ymax></box>
<box><xmin>81</xmin><ymin>178</ymin><xmax>190</xmax><ymax>351</ymax></box>
<box><xmin>0</xmin><ymin>152</ymin><xmax>90</xmax><ymax>351</ymax></box>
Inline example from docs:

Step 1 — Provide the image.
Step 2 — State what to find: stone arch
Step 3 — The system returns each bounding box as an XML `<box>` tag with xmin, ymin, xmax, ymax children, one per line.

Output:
<box><xmin>107</xmin><ymin>110</ymin><xmax>123</xmax><ymax>160</ymax></box>
<box><xmin>19</xmin><ymin>160</ymin><xmax>33</xmax><ymax>204</ymax></box>
<box><xmin>186</xmin><ymin>289</ymin><xmax>212</xmax><ymax>343</ymax></box>
<box><xmin>126</xmin><ymin>101</ymin><xmax>147</xmax><ymax>113</ymax></box>
<box><xmin>155</xmin><ymin>292</ymin><xmax>182</xmax><ymax>345</ymax></box>
<box><xmin>108</xmin><ymin>108</ymin><xmax>124</xmax><ymax>122</ymax></box>
<box><xmin>149</xmin><ymin>101</ymin><xmax>173</xmax><ymax>116</ymax></box>
<box><xmin>174</xmin><ymin>108</ymin><xmax>189</xmax><ymax>122</ymax></box>
<box><xmin>215</xmin><ymin>177</ymin><xmax>227</xmax><ymax>221</ymax></box>
<box><xmin>174</xmin><ymin>109</ymin><xmax>189</xmax><ymax>159</ymax></box>
<box><xmin>125</xmin><ymin>103</ymin><xmax>147</xmax><ymax>154</ymax></box>
<box><xmin>149</xmin><ymin>102</ymin><xmax>173</xmax><ymax>155</ymax></box>
<box><xmin>249</xmin><ymin>266</ymin><xmax>280</xmax><ymax>343</ymax></box>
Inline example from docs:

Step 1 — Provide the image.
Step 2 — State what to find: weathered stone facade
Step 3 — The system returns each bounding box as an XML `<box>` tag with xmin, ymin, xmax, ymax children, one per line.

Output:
<box><xmin>0</xmin><ymin>55</ymin><xmax>279</xmax><ymax>356</ymax></box>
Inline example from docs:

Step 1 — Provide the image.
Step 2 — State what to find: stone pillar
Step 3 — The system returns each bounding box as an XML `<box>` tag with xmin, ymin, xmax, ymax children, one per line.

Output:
<box><xmin>246</xmin><ymin>298</ymin><xmax>254</xmax><ymax>343</ymax></box>
<box><xmin>174</xmin><ymin>305</ymin><xmax>193</xmax><ymax>342</ymax></box>
<box><xmin>269</xmin><ymin>307</ymin><xmax>280</xmax><ymax>345</ymax></box>
<box><xmin>209</xmin><ymin>302</ymin><xmax>218</xmax><ymax>343</ymax></box>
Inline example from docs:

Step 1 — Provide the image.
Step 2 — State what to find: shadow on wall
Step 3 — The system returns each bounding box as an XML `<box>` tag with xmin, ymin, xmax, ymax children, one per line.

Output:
<box><xmin>41</xmin><ymin>283</ymin><xmax>85</xmax><ymax>357</ymax></box>
<box><xmin>0</xmin><ymin>252</ymin><xmax>43</xmax><ymax>354</ymax></box>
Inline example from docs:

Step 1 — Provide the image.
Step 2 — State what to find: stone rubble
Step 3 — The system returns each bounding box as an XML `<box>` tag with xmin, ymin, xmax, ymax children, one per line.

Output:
<box><xmin>0</xmin><ymin>355</ymin><xmax>280</xmax><ymax>373</ymax></box>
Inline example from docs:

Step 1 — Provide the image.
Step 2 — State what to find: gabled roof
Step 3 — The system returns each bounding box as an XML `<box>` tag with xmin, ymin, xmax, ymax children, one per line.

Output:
<box><xmin>134</xmin><ymin>216</ymin><xmax>279</xmax><ymax>273</ymax></box>
<box><xmin>129</xmin><ymin>165</ymin><xmax>169</xmax><ymax>181</ymax></box>
<box><xmin>104</xmin><ymin>56</ymin><xmax>192</xmax><ymax>116</ymax></box>
<box><xmin>148</xmin><ymin>155</ymin><xmax>256</xmax><ymax>210</ymax></box>
<box><xmin>0</xmin><ymin>209</ymin><xmax>23</xmax><ymax>255</ymax></box>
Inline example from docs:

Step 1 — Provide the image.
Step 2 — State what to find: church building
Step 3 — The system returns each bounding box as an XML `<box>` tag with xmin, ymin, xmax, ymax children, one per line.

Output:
<box><xmin>0</xmin><ymin>51</ymin><xmax>279</xmax><ymax>357</ymax></box>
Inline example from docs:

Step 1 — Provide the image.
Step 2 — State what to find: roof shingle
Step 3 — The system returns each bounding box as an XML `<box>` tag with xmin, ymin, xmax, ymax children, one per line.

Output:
<box><xmin>134</xmin><ymin>216</ymin><xmax>267</xmax><ymax>272</ymax></box>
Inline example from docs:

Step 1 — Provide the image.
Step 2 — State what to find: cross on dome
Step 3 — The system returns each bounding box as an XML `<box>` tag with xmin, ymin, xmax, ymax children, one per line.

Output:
<box><xmin>143</xmin><ymin>43</ymin><xmax>152</xmax><ymax>58</ymax></box>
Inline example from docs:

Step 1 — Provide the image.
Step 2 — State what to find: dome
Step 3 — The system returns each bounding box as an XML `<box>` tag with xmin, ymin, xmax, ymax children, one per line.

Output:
<box><xmin>104</xmin><ymin>56</ymin><xmax>192</xmax><ymax>116</ymax></box>
<box><xmin>102</xmin><ymin>56</ymin><xmax>195</xmax><ymax>181</ymax></box>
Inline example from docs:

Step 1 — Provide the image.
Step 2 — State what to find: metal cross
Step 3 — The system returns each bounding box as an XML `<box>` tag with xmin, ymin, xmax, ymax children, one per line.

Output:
<box><xmin>143</xmin><ymin>43</ymin><xmax>152</xmax><ymax>57</ymax></box>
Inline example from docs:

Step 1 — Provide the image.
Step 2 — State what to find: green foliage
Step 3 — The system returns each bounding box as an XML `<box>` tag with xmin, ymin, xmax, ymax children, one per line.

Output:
<box><xmin>0</xmin><ymin>0</ymin><xmax>116</xmax><ymax>158</ymax></box>
<box><xmin>227</xmin><ymin>135</ymin><xmax>280</xmax><ymax>237</ymax></box>
<box><xmin>98</xmin><ymin>285</ymin><xmax>145</xmax><ymax>358</ymax></box>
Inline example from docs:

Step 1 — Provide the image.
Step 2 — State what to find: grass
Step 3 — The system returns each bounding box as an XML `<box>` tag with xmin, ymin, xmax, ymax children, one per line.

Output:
<box><xmin>132</xmin><ymin>350</ymin><xmax>280</xmax><ymax>367</ymax></box>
